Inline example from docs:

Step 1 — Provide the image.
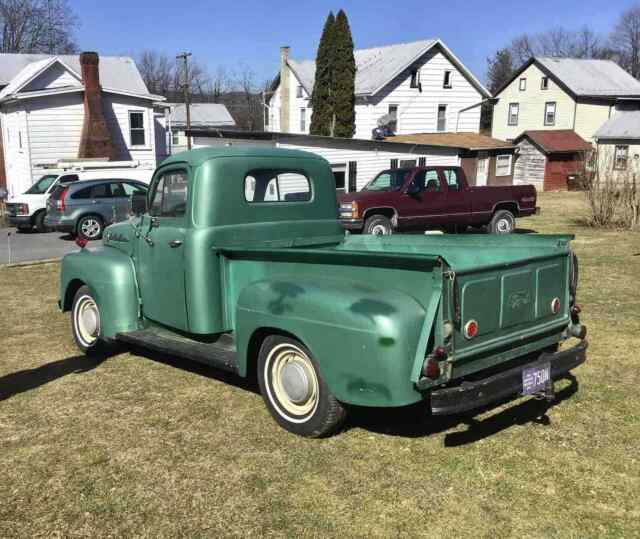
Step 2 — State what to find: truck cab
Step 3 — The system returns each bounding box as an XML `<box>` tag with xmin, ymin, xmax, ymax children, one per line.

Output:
<box><xmin>59</xmin><ymin>147</ymin><xmax>587</xmax><ymax>437</ymax></box>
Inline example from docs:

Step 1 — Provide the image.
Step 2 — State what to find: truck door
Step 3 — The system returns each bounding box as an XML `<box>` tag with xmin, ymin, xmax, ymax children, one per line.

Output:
<box><xmin>137</xmin><ymin>167</ymin><xmax>189</xmax><ymax>331</ymax></box>
<box><xmin>441</xmin><ymin>168</ymin><xmax>471</xmax><ymax>227</ymax></box>
<box><xmin>401</xmin><ymin>168</ymin><xmax>448</xmax><ymax>230</ymax></box>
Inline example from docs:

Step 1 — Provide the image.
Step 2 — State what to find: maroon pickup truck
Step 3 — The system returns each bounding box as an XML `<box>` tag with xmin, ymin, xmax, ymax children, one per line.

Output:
<box><xmin>338</xmin><ymin>166</ymin><xmax>538</xmax><ymax>235</ymax></box>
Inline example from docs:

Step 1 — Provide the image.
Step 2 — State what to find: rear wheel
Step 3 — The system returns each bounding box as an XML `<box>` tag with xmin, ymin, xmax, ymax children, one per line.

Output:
<box><xmin>364</xmin><ymin>214</ymin><xmax>393</xmax><ymax>236</ymax></box>
<box><xmin>77</xmin><ymin>215</ymin><xmax>104</xmax><ymax>241</ymax></box>
<box><xmin>489</xmin><ymin>209</ymin><xmax>515</xmax><ymax>234</ymax></box>
<box><xmin>258</xmin><ymin>335</ymin><xmax>347</xmax><ymax>437</ymax></box>
<box><xmin>71</xmin><ymin>285</ymin><xmax>105</xmax><ymax>354</ymax></box>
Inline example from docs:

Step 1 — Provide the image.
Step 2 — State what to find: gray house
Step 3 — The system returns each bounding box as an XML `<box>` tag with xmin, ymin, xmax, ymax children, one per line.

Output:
<box><xmin>168</xmin><ymin>103</ymin><xmax>235</xmax><ymax>154</ymax></box>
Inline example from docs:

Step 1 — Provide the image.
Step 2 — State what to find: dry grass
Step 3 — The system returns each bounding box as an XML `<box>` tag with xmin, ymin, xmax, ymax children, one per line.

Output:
<box><xmin>1</xmin><ymin>192</ymin><xmax>639</xmax><ymax>538</ymax></box>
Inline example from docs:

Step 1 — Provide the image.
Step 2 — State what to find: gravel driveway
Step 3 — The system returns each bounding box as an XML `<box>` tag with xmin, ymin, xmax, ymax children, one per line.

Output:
<box><xmin>0</xmin><ymin>227</ymin><xmax>82</xmax><ymax>264</ymax></box>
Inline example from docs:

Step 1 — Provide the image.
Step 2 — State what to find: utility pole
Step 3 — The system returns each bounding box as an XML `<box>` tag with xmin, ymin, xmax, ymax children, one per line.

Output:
<box><xmin>176</xmin><ymin>51</ymin><xmax>192</xmax><ymax>150</ymax></box>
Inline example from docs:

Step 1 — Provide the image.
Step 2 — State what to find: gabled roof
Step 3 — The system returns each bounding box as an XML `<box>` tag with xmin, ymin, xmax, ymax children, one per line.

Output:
<box><xmin>513</xmin><ymin>130</ymin><xmax>593</xmax><ymax>154</ymax></box>
<box><xmin>495</xmin><ymin>57</ymin><xmax>640</xmax><ymax>99</ymax></box>
<box><xmin>387</xmin><ymin>132</ymin><xmax>515</xmax><ymax>151</ymax></box>
<box><xmin>286</xmin><ymin>39</ymin><xmax>489</xmax><ymax>98</ymax></box>
<box><xmin>594</xmin><ymin>110</ymin><xmax>640</xmax><ymax>140</ymax></box>
<box><xmin>168</xmin><ymin>103</ymin><xmax>235</xmax><ymax>127</ymax></box>
<box><xmin>0</xmin><ymin>53</ymin><xmax>159</xmax><ymax>101</ymax></box>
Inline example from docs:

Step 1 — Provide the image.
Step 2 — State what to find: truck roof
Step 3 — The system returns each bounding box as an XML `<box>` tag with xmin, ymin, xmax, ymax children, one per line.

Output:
<box><xmin>161</xmin><ymin>146</ymin><xmax>327</xmax><ymax>168</ymax></box>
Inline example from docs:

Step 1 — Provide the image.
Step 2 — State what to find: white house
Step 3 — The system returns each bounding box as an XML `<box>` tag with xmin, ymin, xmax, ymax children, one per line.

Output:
<box><xmin>167</xmin><ymin>102</ymin><xmax>235</xmax><ymax>154</ymax></box>
<box><xmin>266</xmin><ymin>39</ymin><xmax>490</xmax><ymax>139</ymax></box>
<box><xmin>0</xmin><ymin>52</ymin><xmax>166</xmax><ymax>197</ymax></box>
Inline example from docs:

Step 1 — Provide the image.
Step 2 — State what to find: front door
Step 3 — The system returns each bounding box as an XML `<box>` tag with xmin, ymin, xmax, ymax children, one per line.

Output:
<box><xmin>137</xmin><ymin>167</ymin><xmax>190</xmax><ymax>331</ymax></box>
<box><xmin>476</xmin><ymin>154</ymin><xmax>488</xmax><ymax>186</ymax></box>
<box><xmin>398</xmin><ymin>169</ymin><xmax>448</xmax><ymax>230</ymax></box>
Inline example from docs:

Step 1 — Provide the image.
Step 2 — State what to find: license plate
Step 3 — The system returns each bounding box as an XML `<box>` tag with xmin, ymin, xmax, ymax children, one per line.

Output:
<box><xmin>522</xmin><ymin>363</ymin><xmax>551</xmax><ymax>395</ymax></box>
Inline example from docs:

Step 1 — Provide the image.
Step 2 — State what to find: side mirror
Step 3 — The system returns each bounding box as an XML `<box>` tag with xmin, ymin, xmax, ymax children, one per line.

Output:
<box><xmin>405</xmin><ymin>182</ymin><xmax>421</xmax><ymax>196</ymax></box>
<box><xmin>130</xmin><ymin>192</ymin><xmax>148</xmax><ymax>215</ymax></box>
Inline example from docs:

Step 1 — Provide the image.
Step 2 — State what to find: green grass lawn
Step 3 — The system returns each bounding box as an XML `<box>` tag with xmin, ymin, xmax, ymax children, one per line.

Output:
<box><xmin>1</xmin><ymin>192</ymin><xmax>639</xmax><ymax>537</ymax></box>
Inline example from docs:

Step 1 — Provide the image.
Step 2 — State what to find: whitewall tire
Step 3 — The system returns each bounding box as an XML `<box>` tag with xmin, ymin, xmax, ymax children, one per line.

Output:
<box><xmin>71</xmin><ymin>285</ymin><xmax>104</xmax><ymax>354</ymax></box>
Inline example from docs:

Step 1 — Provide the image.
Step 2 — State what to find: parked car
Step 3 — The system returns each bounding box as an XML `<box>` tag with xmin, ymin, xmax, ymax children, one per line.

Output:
<box><xmin>5</xmin><ymin>165</ymin><xmax>153</xmax><ymax>233</ymax></box>
<box><xmin>45</xmin><ymin>179</ymin><xmax>148</xmax><ymax>240</ymax></box>
<box><xmin>338</xmin><ymin>166</ymin><xmax>539</xmax><ymax>235</ymax></box>
<box><xmin>58</xmin><ymin>147</ymin><xmax>587</xmax><ymax>438</ymax></box>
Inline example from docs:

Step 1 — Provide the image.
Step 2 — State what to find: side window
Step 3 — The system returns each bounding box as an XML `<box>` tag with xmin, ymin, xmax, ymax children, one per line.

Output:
<box><xmin>150</xmin><ymin>170</ymin><xmax>188</xmax><ymax>217</ymax></box>
<box><xmin>109</xmin><ymin>182</ymin><xmax>127</xmax><ymax>198</ymax></box>
<box><xmin>245</xmin><ymin>170</ymin><xmax>311</xmax><ymax>203</ymax></box>
<box><xmin>443</xmin><ymin>169</ymin><xmax>462</xmax><ymax>191</ymax></box>
<box><xmin>59</xmin><ymin>174</ymin><xmax>79</xmax><ymax>183</ymax></box>
<box><xmin>424</xmin><ymin>170</ymin><xmax>441</xmax><ymax>192</ymax></box>
<box><xmin>122</xmin><ymin>182</ymin><xmax>147</xmax><ymax>196</ymax></box>
<box><xmin>71</xmin><ymin>186</ymin><xmax>92</xmax><ymax>199</ymax></box>
<box><xmin>90</xmin><ymin>183</ymin><xmax>111</xmax><ymax>198</ymax></box>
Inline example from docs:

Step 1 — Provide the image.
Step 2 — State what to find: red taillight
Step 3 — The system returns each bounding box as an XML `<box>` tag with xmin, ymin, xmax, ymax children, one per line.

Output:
<box><xmin>423</xmin><ymin>346</ymin><xmax>447</xmax><ymax>380</ymax></box>
<box><xmin>551</xmin><ymin>297</ymin><xmax>561</xmax><ymax>314</ymax></box>
<box><xmin>571</xmin><ymin>304</ymin><xmax>582</xmax><ymax>315</ymax></box>
<box><xmin>75</xmin><ymin>237</ymin><xmax>88</xmax><ymax>249</ymax></box>
<box><xmin>464</xmin><ymin>320</ymin><xmax>478</xmax><ymax>339</ymax></box>
<box><xmin>58</xmin><ymin>187</ymin><xmax>69</xmax><ymax>211</ymax></box>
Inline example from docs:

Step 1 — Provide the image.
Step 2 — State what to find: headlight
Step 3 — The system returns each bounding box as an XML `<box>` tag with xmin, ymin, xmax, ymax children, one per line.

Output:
<box><xmin>339</xmin><ymin>201</ymin><xmax>359</xmax><ymax>219</ymax></box>
<box><xmin>17</xmin><ymin>203</ymin><xmax>29</xmax><ymax>215</ymax></box>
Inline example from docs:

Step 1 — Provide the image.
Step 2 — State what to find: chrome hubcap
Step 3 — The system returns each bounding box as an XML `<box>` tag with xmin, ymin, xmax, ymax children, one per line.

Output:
<box><xmin>267</xmin><ymin>344</ymin><xmax>319</xmax><ymax>421</ymax></box>
<box><xmin>81</xmin><ymin>219</ymin><xmax>101</xmax><ymax>238</ymax></box>
<box><xmin>75</xmin><ymin>295</ymin><xmax>100</xmax><ymax>346</ymax></box>
<box><xmin>371</xmin><ymin>224</ymin><xmax>388</xmax><ymax>236</ymax></box>
<box><xmin>496</xmin><ymin>218</ymin><xmax>512</xmax><ymax>233</ymax></box>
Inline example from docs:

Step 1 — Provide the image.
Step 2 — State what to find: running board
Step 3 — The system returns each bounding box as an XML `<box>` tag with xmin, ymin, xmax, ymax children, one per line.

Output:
<box><xmin>116</xmin><ymin>329</ymin><xmax>238</xmax><ymax>373</ymax></box>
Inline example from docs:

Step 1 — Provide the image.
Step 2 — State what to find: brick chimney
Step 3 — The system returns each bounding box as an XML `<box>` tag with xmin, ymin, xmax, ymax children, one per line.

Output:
<box><xmin>279</xmin><ymin>46</ymin><xmax>290</xmax><ymax>132</ymax></box>
<box><xmin>77</xmin><ymin>52</ymin><xmax>117</xmax><ymax>159</ymax></box>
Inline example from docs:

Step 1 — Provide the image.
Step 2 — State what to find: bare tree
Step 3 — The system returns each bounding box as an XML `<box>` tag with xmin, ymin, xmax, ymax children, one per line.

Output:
<box><xmin>137</xmin><ymin>50</ymin><xmax>174</xmax><ymax>96</ymax></box>
<box><xmin>609</xmin><ymin>4</ymin><xmax>640</xmax><ymax>78</ymax></box>
<box><xmin>0</xmin><ymin>0</ymin><xmax>79</xmax><ymax>53</ymax></box>
<box><xmin>232</xmin><ymin>64</ymin><xmax>263</xmax><ymax>130</ymax></box>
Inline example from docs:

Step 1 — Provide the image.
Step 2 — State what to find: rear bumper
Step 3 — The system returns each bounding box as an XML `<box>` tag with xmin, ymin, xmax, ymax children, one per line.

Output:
<box><xmin>430</xmin><ymin>339</ymin><xmax>587</xmax><ymax>416</ymax></box>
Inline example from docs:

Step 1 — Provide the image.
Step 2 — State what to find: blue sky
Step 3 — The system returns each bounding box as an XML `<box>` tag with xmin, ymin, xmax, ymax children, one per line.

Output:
<box><xmin>69</xmin><ymin>0</ymin><xmax>638</xmax><ymax>86</ymax></box>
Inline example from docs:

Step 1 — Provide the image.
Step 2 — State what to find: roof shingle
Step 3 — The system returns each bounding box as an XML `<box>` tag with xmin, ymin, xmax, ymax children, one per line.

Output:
<box><xmin>514</xmin><ymin>130</ymin><xmax>593</xmax><ymax>154</ymax></box>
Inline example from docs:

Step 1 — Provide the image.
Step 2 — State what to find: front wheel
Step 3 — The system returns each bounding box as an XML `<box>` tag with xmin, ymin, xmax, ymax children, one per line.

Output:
<box><xmin>34</xmin><ymin>210</ymin><xmax>50</xmax><ymax>233</ymax></box>
<box><xmin>258</xmin><ymin>335</ymin><xmax>347</xmax><ymax>437</ymax></box>
<box><xmin>488</xmin><ymin>209</ymin><xmax>516</xmax><ymax>234</ymax></box>
<box><xmin>71</xmin><ymin>285</ymin><xmax>105</xmax><ymax>354</ymax></box>
<box><xmin>364</xmin><ymin>214</ymin><xmax>393</xmax><ymax>236</ymax></box>
<box><xmin>77</xmin><ymin>215</ymin><xmax>104</xmax><ymax>241</ymax></box>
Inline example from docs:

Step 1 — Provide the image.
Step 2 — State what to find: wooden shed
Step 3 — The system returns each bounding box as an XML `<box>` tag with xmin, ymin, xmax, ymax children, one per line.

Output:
<box><xmin>513</xmin><ymin>130</ymin><xmax>593</xmax><ymax>191</ymax></box>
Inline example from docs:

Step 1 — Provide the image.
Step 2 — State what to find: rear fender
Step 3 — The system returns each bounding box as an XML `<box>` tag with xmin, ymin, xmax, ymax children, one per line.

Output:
<box><xmin>235</xmin><ymin>276</ymin><xmax>436</xmax><ymax>407</ymax></box>
<box><xmin>59</xmin><ymin>247</ymin><xmax>140</xmax><ymax>338</ymax></box>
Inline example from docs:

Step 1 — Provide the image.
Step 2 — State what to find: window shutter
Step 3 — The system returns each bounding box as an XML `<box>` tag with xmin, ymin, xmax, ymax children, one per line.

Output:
<box><xmin>418</xmin><ymin>157</ymin><xmax>426</xmax><ymax>167</ymax></box>
<box><xmin>390</xmin><ymin>159</ymin><xmax>398</xmax><ymax>169</ymax></box>
<box><xmin>348</xmin><ymin>161</ymin><xmax>357</xmax><ymax>192</ymax></box>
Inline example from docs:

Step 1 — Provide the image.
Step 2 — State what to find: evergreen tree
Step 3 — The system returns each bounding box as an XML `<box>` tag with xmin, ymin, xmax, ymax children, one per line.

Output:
<box><xmin>332</xmin><ymin>10</ymin><xmax>356</xmax><ymax>138</ymax></box>
<box><xmin>486</xmin><ymin>48</ymin><xmax>514</xmax><ymax>94</ymax></box>
<box><xmin>310</xmin><ymin>12</ymin><xmax>335</xmax><ymax>136</ymax></box>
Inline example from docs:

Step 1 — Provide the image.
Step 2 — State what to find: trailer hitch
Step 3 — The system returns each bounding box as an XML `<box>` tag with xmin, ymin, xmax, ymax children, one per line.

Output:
<box><xmin>532</xmin><ymin>379</ymin><xmax>555</xmax><ymax>402</ymax></box>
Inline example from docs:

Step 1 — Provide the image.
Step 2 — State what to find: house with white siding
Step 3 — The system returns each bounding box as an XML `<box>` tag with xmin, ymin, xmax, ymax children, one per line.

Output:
<box><xmin>267</xmin><ymin>39</ymin><xmax>490</xmax><ymax>139</ymax></box>
<box><xmin>0</xmin><ymin>52</ymin><xmax>166</xmax><ymax>197</ymax></box>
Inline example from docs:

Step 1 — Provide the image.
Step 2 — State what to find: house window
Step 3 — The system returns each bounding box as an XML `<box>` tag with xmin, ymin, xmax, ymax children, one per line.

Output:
<box><xmin>443</xmin><ymin>70</ymin><xmax>452</xmax><ymax>89</ymax></box>
<box><xmin>410</xmin><ymin>68</ymin><xmax>420</xmax><ymax>89</ymax></box>
<box><xmin>508</xmin><ymin>103</ymin><xmax>519</xmax><ymax>126</ymax></box>
<box><xmin>171</xmin><ymin>131</ymin><xmax>179</xmax><ymax>146</ymax></box>
<box><xmin>388</xmin><ymin>104</ymin><xmax>398</xmax><ymax>133</ymax></box>
<box><xmin>614</xmin><ymin>145</ymin><xmax>629</xmax><ymax>170</ymax></box>
<box><xmin>519</xmin><ymin>78</ymin><xmax>527</xmax><ymax>91</ymax></box>
<box><xmin>544</xmin><ymin>102</ymin><xmax>556</xmax><ymax>126</ymax></box>
<box><xmin>541</xmin><ymin>76</ymin><xmax>549</xmax><ymax>90</ymax></box>
<box><xmin>437</xmin><ymin>104</ymin><xmax>447</xmax><ymax>132</ymax></box>
<box><xmin>296</xmin><ymin>85</ymin><xmax>303</xmax><ymax>98</ymax></box>
<box><xmin>299</xmin><ymin>108</ymin><xmax>306</xmax><ymax>132</ymax></box>
<box><xmin>129</xmin><ymin>111</ymin><xmax>146</xmax><ymax>146</ymax></box>
<box><xmin>495</xmin><ymin>154</ymin><xmax>513</xmax><ymax>177</ymax></box>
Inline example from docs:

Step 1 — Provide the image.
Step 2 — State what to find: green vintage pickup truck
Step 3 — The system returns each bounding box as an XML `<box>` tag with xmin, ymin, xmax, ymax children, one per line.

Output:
<box><xmin>59</xmin><ymin>147</ymin><xmax>587</xmax><ymax>437</ymax></box>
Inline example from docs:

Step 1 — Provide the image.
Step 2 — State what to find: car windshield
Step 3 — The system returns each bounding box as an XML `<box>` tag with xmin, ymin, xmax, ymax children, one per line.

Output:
<box><xmin>362</xmin><ymin>170</ymin><xmax>410</xmax><ymax>192</ymax></box>
<box><xmin>24</xmin><ymin>174</ymin><xmax>59</xmax><ymax>194</ymax></box>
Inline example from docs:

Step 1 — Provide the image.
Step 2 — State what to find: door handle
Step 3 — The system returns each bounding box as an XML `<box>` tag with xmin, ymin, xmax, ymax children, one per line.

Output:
<box><xmin>168</xmin><ymin>239</ymin><xmax>183</xmax><ymax>248</ymax></box>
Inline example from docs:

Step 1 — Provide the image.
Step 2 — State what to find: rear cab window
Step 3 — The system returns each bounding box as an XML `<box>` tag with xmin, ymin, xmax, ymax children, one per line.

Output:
<box><xmin>442</xmin><ymin>169</ymin><xmax>463</xmax><ymax>192</ymax></box>
<box><xmin>244</xmin><ymin>170</ymin><xmax>311</xmax><ymax>203</ymax></box>
<box><xmin>412</xmin><ymin>169</ymin><xmax>441</xmax><ymax>192</ymax></box>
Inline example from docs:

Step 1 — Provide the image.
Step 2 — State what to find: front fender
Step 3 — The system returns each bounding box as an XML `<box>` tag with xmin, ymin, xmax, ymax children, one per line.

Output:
<box><xmin>235</xmin><ymin>276</ymin><xmax>436</xmax><ymax>407</ymax></box>
<box><xmin>59</xmin><ymin>247</ymin><xmax>140</xmax><ymax>338</ymax></box>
